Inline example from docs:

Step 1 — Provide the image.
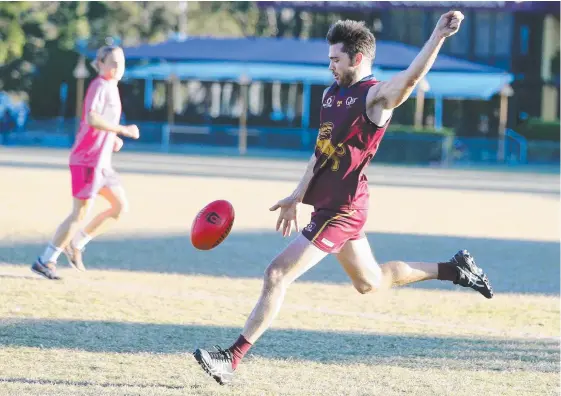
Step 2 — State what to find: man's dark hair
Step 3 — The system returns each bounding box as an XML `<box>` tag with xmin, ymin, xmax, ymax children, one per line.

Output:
<box><xmin>326</xmin><ymin>20</ymin><xmax>376</xmax><ymax>63</ymax></box>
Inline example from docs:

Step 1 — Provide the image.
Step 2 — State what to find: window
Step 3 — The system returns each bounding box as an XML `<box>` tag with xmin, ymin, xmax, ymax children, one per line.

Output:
<box><xmin>494</xmin><ymin>13</ymin><xmax>513</xmax><ymax>56</ymax></box>
<box><xmin>448</xmin><ymin>12</ymin><xmax>470</xmax><ymax>56</ymax></box>
<box><xmin>390</xmin><ymin>10</ymin><xmax>408</xmax><ymax>43</ymax></box>
<box><xmin>407</xmin><ymin>10</ymin><xmax>425</xmax><ymax>47</ymax></box>
<box><xmin>475</xmin><ymin>11</ymin><xmax>492</xmax><ymax>57</ymax></box>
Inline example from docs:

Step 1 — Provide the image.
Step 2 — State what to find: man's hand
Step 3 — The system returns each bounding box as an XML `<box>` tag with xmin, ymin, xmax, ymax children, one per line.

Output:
<box><xmin>270</xmin><ymin>196</ymin><xmax>300</xmax><ymax>237</ymax></box>
<box><xmin>120</xmin><ymin>124</ymin><xmax>140</xmax><ymax>139</ymax></box>
<box><xmin>433</xmin><ymin>11</ymin><xmax>464</xmax><ymax>39</ymax></box>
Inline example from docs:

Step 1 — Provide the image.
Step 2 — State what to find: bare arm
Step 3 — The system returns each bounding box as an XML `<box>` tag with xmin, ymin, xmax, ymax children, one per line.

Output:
<box><xmin>87</xmin><ymin>112</ymin><xmax>124</xmax><ymax>134</ymax></box>
<box><xmin>87</xmin><ymin>112</ymin><xmax>139</xmax><ymax>139</ymax></box>
<box><xmin>287</xmin><ymin>86</ymin><xmax>327</xmax><ymax>202</ymax></box>
<box><xmin>290</xmin><ymin>154</ymin><xmax>317</xmax><ymax>202</ymax></box>
<box><xmin>269</xmin><ymin>90</ymin><xmax>325</xmax><ymax>235</ymax></box>
<box><xmin>269</xmin><ymin>153</ymin><xmax>316</xmax><ymax>236</ymax></box>
<box><xmin>368</xmin><ymin>11</ymin><xmax>464</xmax><ymax>111</ymax></box>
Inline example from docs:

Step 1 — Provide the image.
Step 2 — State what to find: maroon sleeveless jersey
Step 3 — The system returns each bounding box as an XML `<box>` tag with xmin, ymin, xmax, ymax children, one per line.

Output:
<box><xmin>302</xmin><ymin>75</ymin><xmax>390</xmax><ymax>211</ymax></box>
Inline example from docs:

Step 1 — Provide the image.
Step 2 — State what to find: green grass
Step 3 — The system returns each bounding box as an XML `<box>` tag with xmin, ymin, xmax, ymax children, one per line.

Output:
<box><xmin>0</xmin><ymin>147</ymin><xmax>559</xmax><ymax>395</ymax></box>
<box><xmin>0</xmin><ymin>268</ymin><xmax>558</xmax><ymax>395</ymax></box>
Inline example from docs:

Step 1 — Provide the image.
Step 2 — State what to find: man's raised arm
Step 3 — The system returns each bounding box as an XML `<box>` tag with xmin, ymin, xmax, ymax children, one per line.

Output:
<box><xmin>368</xmin><ymin>11</ymin><xmax>464</xmax><ymax>110</ymax></box>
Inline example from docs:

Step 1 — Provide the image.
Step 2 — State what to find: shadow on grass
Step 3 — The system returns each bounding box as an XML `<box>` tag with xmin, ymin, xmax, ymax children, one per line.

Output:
<box><xmin>0</xmin><ymin>318</ymin><xmax>558</xmax><ymax>374</ymax></box>
<box><xmin>1</xmin><ymin>231</ymin><xmax>559</xmax><ymax>295</ymax></box>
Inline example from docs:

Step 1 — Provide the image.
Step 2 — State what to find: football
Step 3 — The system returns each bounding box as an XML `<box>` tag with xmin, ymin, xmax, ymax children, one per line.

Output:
<box><xmin>191</xmin><ymin>200</ymin><xmax>235</xmax><ymax>250</ymax></box>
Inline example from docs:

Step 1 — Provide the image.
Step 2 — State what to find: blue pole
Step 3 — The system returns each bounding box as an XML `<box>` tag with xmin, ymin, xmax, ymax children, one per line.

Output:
<box><xmin>144</xmin><ymin>78</ymin><xmax>153</xmax><ymax>110</ymax></box>
<box><xmin>434</xmin><ymin>95</ymin><xmax>443</xmax><ymax>131</ymax></box>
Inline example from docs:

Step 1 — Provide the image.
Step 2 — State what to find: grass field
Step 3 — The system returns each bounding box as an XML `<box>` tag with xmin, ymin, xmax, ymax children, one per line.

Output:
<box><xmin>0</xmin><ymin>146</ymin><xmax>559</xmax><ymax>396</ymax></box>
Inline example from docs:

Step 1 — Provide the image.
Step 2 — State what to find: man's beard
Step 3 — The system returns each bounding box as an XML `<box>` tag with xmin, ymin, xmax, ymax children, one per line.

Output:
<box><xmin>337</xmin><ymin>70</ymin><xmax>358</xmax><ymax>87</ymax></box>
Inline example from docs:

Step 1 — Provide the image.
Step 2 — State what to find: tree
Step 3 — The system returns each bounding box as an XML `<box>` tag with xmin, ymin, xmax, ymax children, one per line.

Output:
<box><xmin>0</xmin><ymin>2</ymin><xmax>53</xmax><ymax>92</ymax></box>
<box><xmin>0</xmin><ymin>2</ymin><xmax>32</xmax><ymax>65</ymax></box>
<box><xmin>87</xmin><ymin>2</ymin><xmax>180</xmax><ymax>47</ymax></box>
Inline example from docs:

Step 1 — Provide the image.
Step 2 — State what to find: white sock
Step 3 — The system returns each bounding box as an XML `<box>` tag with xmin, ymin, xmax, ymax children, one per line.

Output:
<box><xmin>40</xmin><ymin>243</ymin><xmax>63</xmax><ymax>264</ymax></box>
<box><xmin>73</xmin><ymin>229</ymin><xmax>92</xmax><ymax>250</ymax></box>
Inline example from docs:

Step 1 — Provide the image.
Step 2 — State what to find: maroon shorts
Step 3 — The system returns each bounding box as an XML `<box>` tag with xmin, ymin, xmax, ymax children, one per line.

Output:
<box><xmin>302</xmin><ymin>208</ymin><xmax>368</xmax><ymax>254</ymax></box>
<box><xmin>70</xmin><ymin>165</ymin><xmax>121</xmax><ymax>200</ymax></box>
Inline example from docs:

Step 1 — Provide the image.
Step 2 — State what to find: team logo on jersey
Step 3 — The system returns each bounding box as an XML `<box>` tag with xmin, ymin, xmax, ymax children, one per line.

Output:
<box><xmin>346</xmin><ymin>97</ymin><xmax>358</xmax><ymax>107</ymax></box>
<box><xmin>304</xmin><ymin>221</ymin><xmax>316</xmax><ymax>232</ymax></box>
<box><xmin>337</xmin><ymin>100</ymin><xmax>343</xmax><ymax>107</ymax></box>
<box><xmin>316</xmin><ymin>122</ymin><xmax>346</xmax><ymax>172</ymax></box>
<box><xmin>323</xmin><ymin>96</ymin><xmax>334</xmax><ymax>108</ymax></box>
<box><xmin>318</xmin><ymin>121</ymin><xmax>333</xmax><ymax>140</ymax></box>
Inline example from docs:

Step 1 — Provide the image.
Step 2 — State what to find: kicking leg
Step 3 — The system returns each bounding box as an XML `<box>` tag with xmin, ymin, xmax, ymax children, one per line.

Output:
<box><xmin>32</xmin><ymin>198</ymin><xmax>92</xmax><ymax>279</ymax></box>
<box><xmin>336</xmin><ymin>237</ymin><xmax>438</xmax><ymax>292</ymax></box>
<box><xmin>336</xmin><ymin>238</ymin><xmax>493</xmax><ymax>298</ymax></box>
<box><xmin>65</xmin><ymin>185</ymin><xmax>128</xmax><ymax>271</ymax></box>
<box><xmin>193</xmin><ymin>234</ymin><xmax>328</xmax><ymax>385</ymax></box>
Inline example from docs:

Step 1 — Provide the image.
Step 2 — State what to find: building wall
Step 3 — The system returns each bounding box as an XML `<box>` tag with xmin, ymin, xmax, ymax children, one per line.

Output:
<box><xmin>379</xmin><ymin>9</ymin><xmax>515</xmax><ymax>69</ymax></box>
<box><xmin>540</xmin><ymin>15</ymin><xmax>560</xmax><ymax>121</ymax></box>
<box><xmin>380</xmin><ymin>8</ymin><xmax>560</xmax><ymax>130</ymax></box>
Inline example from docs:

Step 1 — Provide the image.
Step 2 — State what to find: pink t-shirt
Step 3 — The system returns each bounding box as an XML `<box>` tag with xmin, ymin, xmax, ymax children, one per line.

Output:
<box><xmin>69</xmin><ymin>76</ymin><xmax>121</xmax><ymax>169</ymax></box>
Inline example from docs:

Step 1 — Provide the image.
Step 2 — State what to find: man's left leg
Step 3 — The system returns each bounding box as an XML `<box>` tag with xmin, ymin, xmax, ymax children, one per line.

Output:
<box><xmin>193</xmin><ymin>234</ymin><xmax>328</xmax><ymax>385</ymax></box>
<box><xmin>336</xmin><ymin>237</ymin><xmax>494</xmax><ymax>298</ymax></box>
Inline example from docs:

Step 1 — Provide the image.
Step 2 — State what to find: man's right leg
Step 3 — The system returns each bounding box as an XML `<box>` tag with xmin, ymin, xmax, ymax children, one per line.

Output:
<box><xmin>193</xmin><ymin>234</ymin><xmax>328</xmax><ymax>385</ymax></box>
<box><xmin>32</xmin><ymin>165</ymin><xmax>97</xmax><ymax>279</ymax></box>
<box><xmin>31</xmin><ymin>198</ymin><xmax>92</xmax><ymax>280</ymax></box>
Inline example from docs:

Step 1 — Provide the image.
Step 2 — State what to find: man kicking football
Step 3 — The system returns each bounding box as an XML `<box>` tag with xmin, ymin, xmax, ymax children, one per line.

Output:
<box><xmin>194</xmin><ymin>11</ymin><xmax>493</xmax><ymax>385</ymax></box>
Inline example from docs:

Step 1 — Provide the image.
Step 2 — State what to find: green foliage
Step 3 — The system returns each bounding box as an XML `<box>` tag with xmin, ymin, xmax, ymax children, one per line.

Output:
<box><xmin>48</xmin><ymin>2</ymin><xmax>90</xmax><ymax>51</ymax></box>
<box><xmin>21</xmin><ymin>1</ymin><xmax>186</xmax><ymax>117</ymax></box>
<box><xmin>188</xmin><ymin>2</ymin><xmax>260</xmax><ymax>37</ymax></box>
<box><xmin>0</xmin><ymin>3</ymin><xmax>50</xmax><ymax>92</ymax></box>
<box><xmin>87</xmin><ymin>2</ymin><xmax>181</xmax><ymax>47</ymax></box>
<box><xmin>517</xmin><ymin>118</ymin><xmax>560</xmax><ymax>142</ymax></box>
<box><xmin>0</xmin><ymin>3</ymin><xmax>29</xmax><ymax>64</ymax></box>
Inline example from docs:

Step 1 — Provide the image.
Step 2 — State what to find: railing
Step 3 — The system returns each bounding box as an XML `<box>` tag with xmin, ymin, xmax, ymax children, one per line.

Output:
<box><xmin>505</xmin><ymin>128</ymin><xmax>527</xmax><ymax>164</ymax></box>
<box><xmin>5</xmin><ymin>118</ymin><xmax>559</xmax><ymax>166</ymax></box>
